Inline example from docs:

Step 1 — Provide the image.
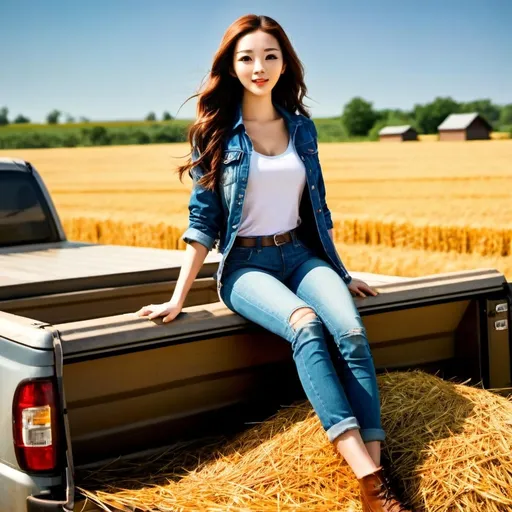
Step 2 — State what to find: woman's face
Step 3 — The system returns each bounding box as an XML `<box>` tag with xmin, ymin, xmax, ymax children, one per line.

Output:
<box><xmin>231</xmin><ymin>29</ymin><xmax>286</xmax><ymax>97</ymax></box>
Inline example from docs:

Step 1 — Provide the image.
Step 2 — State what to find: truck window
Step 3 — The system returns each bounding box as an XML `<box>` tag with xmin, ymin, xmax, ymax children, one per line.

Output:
<box><xmin>0</xmin><ymin>171</ymin><xmax>58</xmax><ymax>247</ymax></box>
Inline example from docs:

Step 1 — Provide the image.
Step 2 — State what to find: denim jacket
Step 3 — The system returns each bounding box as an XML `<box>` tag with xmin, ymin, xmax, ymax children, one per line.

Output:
<box><xmin>181</xmin><ymin>101</ymin><xmax>352</xmax><ymax>295</ymax></box>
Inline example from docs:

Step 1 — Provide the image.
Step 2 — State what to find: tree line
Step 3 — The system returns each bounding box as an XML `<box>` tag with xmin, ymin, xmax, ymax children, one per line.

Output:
<box><xmin>0</xmin><ymin>108</ymin><xmax>174</xmax><ymax>126</ymax></box>
<box><xmin>0</xmin><ymin>96</ymin><xmax>511</xmax><ymax>150</ymax></box>
<box><xmin>2</xmin><ymin>97</ymin><xmax>512</xmax><ymax>133</ymax></box>
<box><xmin>341</xmin><ymin>97</ymin><xmax>512</xmax><ymax>137</ymax></box>
<box><xmin>1</xmin><ymin>97</ymin><xmax>511</xmax><ymax>134</ymax></box>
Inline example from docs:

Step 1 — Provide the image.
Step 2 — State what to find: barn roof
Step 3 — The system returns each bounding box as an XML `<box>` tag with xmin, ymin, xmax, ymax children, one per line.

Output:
<box><xmin>438</xmin><ymin>112</ymin><xmax>491</xmax><ymax>131</ymax></box>
<box><xmin>378</xmin><ymin>125</ymin><xmax>413</xmax><ymax>135</ymax></box>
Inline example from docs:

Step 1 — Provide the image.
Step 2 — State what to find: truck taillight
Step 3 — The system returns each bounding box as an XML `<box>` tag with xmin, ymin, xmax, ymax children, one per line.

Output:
<box><xmin>13</xmin><ymin>379</ymin><xmax>59</xmax><ymax>472</ymax></box>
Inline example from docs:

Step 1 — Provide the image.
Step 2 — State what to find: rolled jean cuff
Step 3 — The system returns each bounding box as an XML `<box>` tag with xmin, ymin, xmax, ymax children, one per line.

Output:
<box><xmin>360</xmin><ymin>428</ymin><xmax>386</xmax><ymax>443</ymax></box>
<box><xmin>326</xmin><ymin>416</ymin><xmax>360</xmax><ymax>443</ymax></box>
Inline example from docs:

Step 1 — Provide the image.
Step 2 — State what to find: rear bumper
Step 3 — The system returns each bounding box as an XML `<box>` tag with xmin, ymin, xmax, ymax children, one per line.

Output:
<box><xmin>25</xmin><ymin>466</ymin><xmax>74</xmax><ymax>512</ymax></box>
<box><xmin>27</xmin><ymin>495</ymin><xmax>69</xmax><ymax>512</ymax></box>
<box><xmin>27</xmin><ymin>494</ymin><xmax>73</xmax><ymax>512</ymax></box>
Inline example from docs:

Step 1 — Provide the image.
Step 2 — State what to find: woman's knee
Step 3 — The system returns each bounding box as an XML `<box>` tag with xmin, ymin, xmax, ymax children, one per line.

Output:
<box><xmin>336</xmin><ymin>326</ymin><xmax>372</xmax><ymax>359</ymax></box>
<box><xmin>289</xmin><ymin>307</ymin><xmax>318</xmax><ymax>330</ymax></box>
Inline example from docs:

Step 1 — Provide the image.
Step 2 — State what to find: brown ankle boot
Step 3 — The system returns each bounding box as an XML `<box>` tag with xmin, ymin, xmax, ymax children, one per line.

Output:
<box><xmin>358</xmin><ymin>467</ymin><xmax>412</xmax><ymax>512</ymax></box>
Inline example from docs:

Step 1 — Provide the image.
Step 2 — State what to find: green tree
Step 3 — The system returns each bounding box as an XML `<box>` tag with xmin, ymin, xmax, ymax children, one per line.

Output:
<box><xmin>65</xmin><ymin>114</ymin><xmax>76</xmax><ymax>123</ymax></box>
<box><xmin>46</xmin><ymin>109</ymin><xmax>61</xmax><ymax>124</ymax></box>
<box><xmin>375</xmin><ymin>108</ymin><xmax>416</xmax><ymax>128</ymax></box>
<box><xmin>162</xmin><ymin>111</ymin><xmax>173</xmax><ymax>121</ymax></box>
<box><xmin>499</xmin><ymin>104</ymin><xmax>512</xmax><ymax>127</ymax></box>
<box><xmin>0</xmin><ymin>107</ymin><xmax>9</xmax><ymax>126</ymax></box>
<box><xmin>376</xmin><ymin>108</ymin><xmax>413</xmax><ymax>124</ymax></box>
<box><xmin>413</xmin><ymin>97</ymin><xmax>459</xmax><ymax>134</ymax></box>
<box><xmin>368</xmin><ymin>119</ymin><xmax>389</xmax><ymax>141</ymax></box>
<box><xmin>342</xmin><ymin>97</ymin><xmax>378</xmax><ymax>136</ymax></box>
<box><xmin>145</xmin><ymin>112</ymin><xmax>157</xmax><ymax>121</ymax></box>
<box><xmin>14</xmin><ymin>114</ymin><xmax>30</xmax><ymax>124</ymax></box>
<box><xmin>82</xmin><ymin>126</ymin><xmax>111</xmax><ymax>146</ymax></box>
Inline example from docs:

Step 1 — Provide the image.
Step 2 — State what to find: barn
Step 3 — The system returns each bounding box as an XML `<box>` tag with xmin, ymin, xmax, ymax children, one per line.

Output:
<box><xmin>378</xmin><ymin>125</ymin><xmax>418</xmax><ymax>142</ymax></box>
<box><xmin>438</xmin><ymin>112</ymin><xmax>492</xmax><ymax>141</ymax></box>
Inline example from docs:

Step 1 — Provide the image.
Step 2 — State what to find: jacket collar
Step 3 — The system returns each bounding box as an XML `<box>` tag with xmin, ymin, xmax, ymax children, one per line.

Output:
<box><xmin>231</xmin><ymin>100</ymin><xmax>302</xmax><ymax>133</ymax></box>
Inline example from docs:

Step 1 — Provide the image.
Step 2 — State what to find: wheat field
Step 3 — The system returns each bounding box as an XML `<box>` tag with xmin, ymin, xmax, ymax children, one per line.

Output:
<box><xmin>2</xmin><ymin>139</ymin><xmax>512</xmax><ymax>280</ymax></box>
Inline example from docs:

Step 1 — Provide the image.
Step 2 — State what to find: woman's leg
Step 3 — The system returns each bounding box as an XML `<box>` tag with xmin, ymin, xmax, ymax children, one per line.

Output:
<box><xmin>220</xmin><ymin>265</ymin><xmax>378</xmax><ymax>476</ymax></box>
<box><xmin>365</xmin><ymin>441</ymin><xmax>381</xmax><ymax>467</ymax></box>
<box><xmin>286</xmin><ymin>257</ymin><xmax>385</xmax><ymax>468</ymax></box>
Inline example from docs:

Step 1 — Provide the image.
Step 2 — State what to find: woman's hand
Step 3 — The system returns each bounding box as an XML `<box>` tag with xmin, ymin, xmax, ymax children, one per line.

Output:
<box><xmin>135</xmin><ymin>301</ymin><xmax>183</xmax><ymax>323</ymax></box>
<box><xmin>347</xmin><ymin>278</ymin><xmax>379</xmax><ymax>298</ymax></box>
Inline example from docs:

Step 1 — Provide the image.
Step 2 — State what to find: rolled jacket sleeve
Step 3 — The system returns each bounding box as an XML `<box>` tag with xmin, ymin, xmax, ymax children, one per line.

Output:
<box><xmin>181</xmin><ymin>146</ymin><xmax>223</xmax><ymax>252</ymax></box>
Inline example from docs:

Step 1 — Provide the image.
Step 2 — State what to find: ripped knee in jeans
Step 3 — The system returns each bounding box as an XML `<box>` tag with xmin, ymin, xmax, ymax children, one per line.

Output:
<box><xmin>337</xmin><ymin>327</ymin><xmax>371</xmax><ymax>359</ymax></box>
<box><xmin>288</xmin><ymin>307</ymin><xmax>318</xmax><ymax>330</ymax></box>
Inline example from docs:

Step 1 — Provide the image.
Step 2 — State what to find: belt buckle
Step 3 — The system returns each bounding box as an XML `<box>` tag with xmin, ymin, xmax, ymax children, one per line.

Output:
<box><xmin>273</xmin><ymin>233</ymin><xmax>286</xmax><ymax>246</ymax></box>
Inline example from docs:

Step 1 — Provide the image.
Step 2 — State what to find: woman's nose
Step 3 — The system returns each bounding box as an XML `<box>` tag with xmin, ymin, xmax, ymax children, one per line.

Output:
<box><xmin>253</xmin><ymin>58</ymin><xmax>265</xmax><ymax>72</ymax></box>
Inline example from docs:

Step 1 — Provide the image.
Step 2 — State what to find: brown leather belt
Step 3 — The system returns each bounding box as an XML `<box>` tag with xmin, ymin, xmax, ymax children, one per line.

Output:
<box><xmin>234</xmin><ymin>229</ymin><xmax>297</xmax><ymax>247</ymax></box>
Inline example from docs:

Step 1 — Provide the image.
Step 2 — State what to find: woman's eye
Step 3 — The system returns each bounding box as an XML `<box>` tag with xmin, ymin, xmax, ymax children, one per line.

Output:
<box><xmin>239</xmin><ymin>54</ymin><xmax>278</xmax><ymax>62</ymax></box>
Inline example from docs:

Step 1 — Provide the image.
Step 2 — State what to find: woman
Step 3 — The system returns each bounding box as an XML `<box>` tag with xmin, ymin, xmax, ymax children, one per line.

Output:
<box><xmin>136</xmin><ymin>14</ymin><xmax>411</xmax><ymax>512</ymax></box>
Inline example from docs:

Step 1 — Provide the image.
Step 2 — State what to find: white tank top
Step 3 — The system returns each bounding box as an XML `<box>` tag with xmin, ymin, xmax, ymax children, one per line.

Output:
<box><xmin>237</xmin><ymin>137</ymin><xmax>307</xmax><ymax>237</ymax></box>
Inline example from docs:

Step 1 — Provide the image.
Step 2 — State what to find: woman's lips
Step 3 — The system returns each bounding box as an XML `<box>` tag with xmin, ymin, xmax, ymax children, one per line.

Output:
<box><xmin>253</xmin><ymin>79</ymin><xmax>268</xmax><ymax>86</ymax></box>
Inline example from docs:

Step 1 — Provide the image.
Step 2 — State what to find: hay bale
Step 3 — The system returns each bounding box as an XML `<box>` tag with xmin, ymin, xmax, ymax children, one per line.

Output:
<box><xmin>77</xmin><ymin>370</ymin><xmax>512</xmax><ymax>511</ymax></box>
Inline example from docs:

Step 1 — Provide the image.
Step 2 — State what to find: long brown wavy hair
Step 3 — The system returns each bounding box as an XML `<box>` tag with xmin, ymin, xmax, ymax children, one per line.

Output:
<box><xmin>175</xmin><ymin>14</ymin><xmax>312</xmax><ymax>191</ymax></box>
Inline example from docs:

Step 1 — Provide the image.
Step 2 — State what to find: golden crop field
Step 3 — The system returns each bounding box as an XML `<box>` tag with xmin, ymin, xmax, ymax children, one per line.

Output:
<box><xmin>2</xmin><ymin>139</ymin><xmax>512</xmax><ymax>280</ymax></box>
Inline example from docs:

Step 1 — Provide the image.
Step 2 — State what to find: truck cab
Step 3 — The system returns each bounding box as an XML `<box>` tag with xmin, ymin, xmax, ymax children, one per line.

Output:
<box><xmin>0</xmin><ymin>158</ymin><xmax>66</xmax><ymax>248</ymax></box>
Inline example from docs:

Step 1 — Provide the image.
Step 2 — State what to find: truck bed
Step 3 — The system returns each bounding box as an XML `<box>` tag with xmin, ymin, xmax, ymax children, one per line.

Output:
<box><xmin>0</xmin><ymin>241</ymin><xmax>222</xmax><ymax>300</ymax></box>
<box><xmin>2</xmin><ymin>266</ymin><xmax>510</xmax><ymax>468</ymax></box>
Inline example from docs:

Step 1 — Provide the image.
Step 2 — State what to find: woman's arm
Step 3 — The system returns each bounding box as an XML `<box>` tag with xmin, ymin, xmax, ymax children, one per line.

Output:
<box><xmin>181</xmin><ymin>146</ymin><xmax>224</xmax><ymax>251</ymax></box>
<box><xmin>136</xmin><ymin>147</ymin><xmax>223</xmax><ymax>322</ymax></box>
<box><xmin>316</xmin><ymin>130</ymin><xmax>377</xmax><ymax>297</ymax></box>
<box><xmin>169</xmin><ymin>241</ymin><xmax>209</xmax><ymax>307</ymax></box>
<box><xmin>136</xmin><ymin>240</ymin><xmax>209</xmax><ymax>322</ymax></box>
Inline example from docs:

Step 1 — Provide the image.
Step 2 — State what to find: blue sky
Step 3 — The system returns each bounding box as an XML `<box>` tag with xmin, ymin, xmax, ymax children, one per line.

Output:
<box><xmin>2</xmin><ymin>0</ymin><xmax>510</xmax><ymax>123</ymax></box>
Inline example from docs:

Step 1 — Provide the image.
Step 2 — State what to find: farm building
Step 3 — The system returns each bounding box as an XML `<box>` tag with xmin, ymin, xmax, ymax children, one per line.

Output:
<box><xmin>378</xmin><ymin>125</ymin><xmax>418</xmax><ymax>142</ymax></box>
<box><xmin>438</xmin><ymin>112</ymin><xmax>492</xmax><ymax>141</ymax></box>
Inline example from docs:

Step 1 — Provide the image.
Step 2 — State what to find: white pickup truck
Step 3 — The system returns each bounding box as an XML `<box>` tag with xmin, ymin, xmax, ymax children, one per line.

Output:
<box><xmin>0</xmin><ymin>157</ymin><xmax>510</xmax><ymax>512</ymax></box>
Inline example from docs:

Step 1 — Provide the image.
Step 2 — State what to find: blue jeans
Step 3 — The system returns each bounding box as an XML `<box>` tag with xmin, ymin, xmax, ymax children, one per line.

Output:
<box><xmin>219</xmin><ymin>232</ymin><xmax>386</xmax><ymax>444</ymax></box>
